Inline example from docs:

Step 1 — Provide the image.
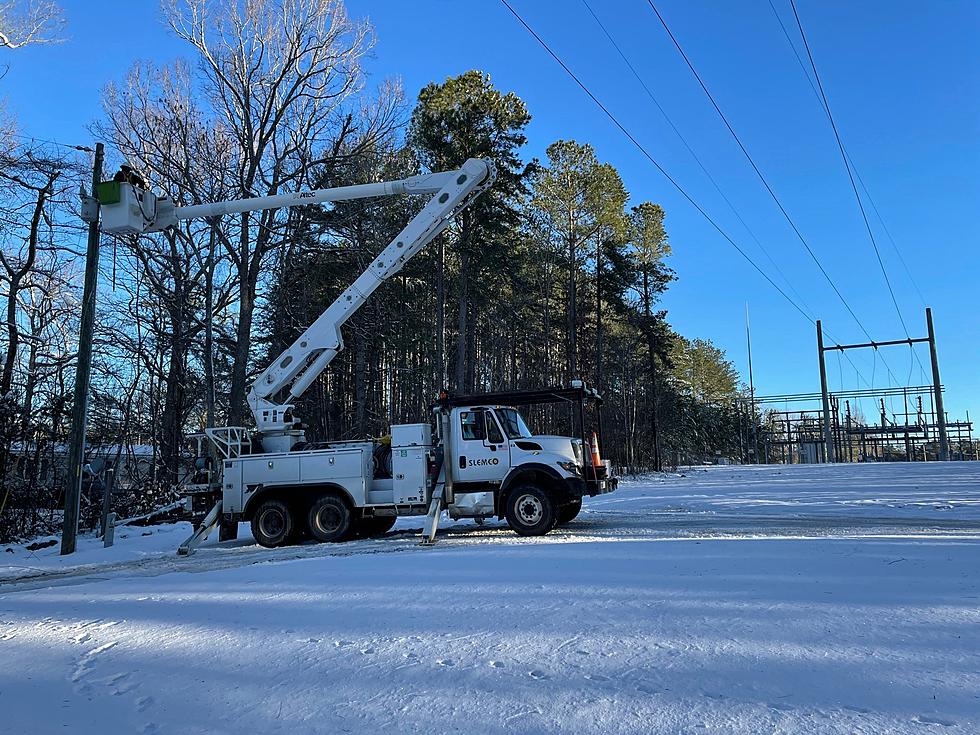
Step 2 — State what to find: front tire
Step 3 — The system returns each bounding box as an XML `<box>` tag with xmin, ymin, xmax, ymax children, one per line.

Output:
<box><xmin>556</xmin><ymin>498</ymin><xmax>582</xmax><ymax>525</ymax></box>
<box><xmin>251</xmin><ymin>499</ymin><xmax>295</xmax><ymax>548</ymax></box>
<box><xmin>505</xmin><ymin>484</ymin><xmax>557</xmax><ymax>537</ymax></box>
<box><xmin>308</xmin><ymin>495</ymin><xmax>352</xmax><ymax>543</ymax></box>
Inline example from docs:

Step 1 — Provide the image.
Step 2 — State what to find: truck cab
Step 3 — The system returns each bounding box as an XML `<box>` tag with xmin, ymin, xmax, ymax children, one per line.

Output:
<box><xmin>438</xmin><ymin>383</ymin><xmax>617</xmax><ymax>535</ymax></box>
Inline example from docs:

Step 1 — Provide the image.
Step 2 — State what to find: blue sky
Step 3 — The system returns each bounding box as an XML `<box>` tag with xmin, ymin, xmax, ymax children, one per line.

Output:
<box><xmin>3</xmin><ymin>0</ymin><xmax>978</xmax><ymax>426</ymax></box>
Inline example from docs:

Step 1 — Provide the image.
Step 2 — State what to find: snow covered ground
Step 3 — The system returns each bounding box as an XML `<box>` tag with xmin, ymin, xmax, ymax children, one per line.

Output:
<box><xmin>1</xmin><ymin>462</ymin><xmax>978</xmax><ymax>733</ymax></box>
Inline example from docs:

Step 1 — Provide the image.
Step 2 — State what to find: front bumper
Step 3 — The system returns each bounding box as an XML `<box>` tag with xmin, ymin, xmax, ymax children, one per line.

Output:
<box><xmin>564</xmin><ymin>463</ymin><xmax>618</xmax><ymax>498</ymax></box>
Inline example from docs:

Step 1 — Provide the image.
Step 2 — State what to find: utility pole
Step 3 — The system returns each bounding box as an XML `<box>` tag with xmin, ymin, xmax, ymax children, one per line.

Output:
<box><xmin>926</xmin><ymin>307</ymin><xmax>949</xmax><ymax>461</ymax></box>
<box><xmin>745</xmin><ymin>303</ymin><xmax>760</xmax><ymax>464</ymax></box>
<box><xmin>816</xmin><ymin>320</ymin><xmax>834</xmax><ymax>463</ymax></box>
<box><xmin>62</xmin><ymin>143</ymin><xmax>104</xmax><ymax>555</ymax></box>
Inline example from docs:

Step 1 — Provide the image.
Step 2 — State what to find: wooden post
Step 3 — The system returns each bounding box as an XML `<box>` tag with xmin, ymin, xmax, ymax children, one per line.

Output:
<box><xmin>103</xmin><ymin>513</ymin><xmax>116</xmax><ymax>548</ymax></box>
<box><xmin>62</xmin><ymin>143</ymin><xmax>104</xmax><ymax>555</ymax></box>
<box><xmin>99</xmin><ymin>463</ymin><xmax>115</xmax><ymax>538</ymax></box>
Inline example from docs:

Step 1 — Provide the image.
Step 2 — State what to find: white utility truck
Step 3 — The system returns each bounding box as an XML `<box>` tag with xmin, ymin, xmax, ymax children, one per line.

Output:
<box><xmin>87</xmin><ymin>158</ymin><xmax>616</xmax><ymax>552</ymax></box>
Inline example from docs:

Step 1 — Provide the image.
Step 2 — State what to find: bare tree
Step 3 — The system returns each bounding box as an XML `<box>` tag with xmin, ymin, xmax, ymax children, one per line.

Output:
<box><xmin>0</xmin><ymin>143</ymin><xmax>80</xmax><ymax>539</ymax></box>
<box><xmin>97</xmin><ymin>60</ymin><xmax>242</xmax><ymax>481</ymax></box>
<box><xmin>162</xmin><ymin>0</ymin><xmax>400</xmax><ymax>423</ymax></box>
<box><xmin>0</xmin><ymin>1</ymin><xmax>64</xmax><ymax>49</ymax></box>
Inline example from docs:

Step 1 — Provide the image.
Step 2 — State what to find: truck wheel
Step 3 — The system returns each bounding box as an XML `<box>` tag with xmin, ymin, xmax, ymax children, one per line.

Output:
<box><xmin>357</xmin><ymin>516</ymin><xmax>397</xmax><ymax>538</ymax></box>
<box><xmin>308</xmin><ymin>495</ymin><xmax>352</xmax><ymax>543</ymax></box>
<box><xmin>556</xmin><ymin>498</ymin><xmax>582</xmax><ymax>525</ymax></box>
<box><xmin>505</xmin><ymin>484</ymin><xmax>557</xmax><ymax>536</ymax></box>
<box><xmin>251</xmin><ymin>499</ymin><xmax>295</xmax><ymax>548</ymax></box>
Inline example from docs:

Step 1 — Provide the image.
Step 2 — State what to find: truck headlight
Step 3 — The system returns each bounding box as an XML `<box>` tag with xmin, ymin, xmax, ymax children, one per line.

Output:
<box><xmin>557</xmin><ymin>460</ymin><xmax>580</xmax><ymax>475</ymax></box>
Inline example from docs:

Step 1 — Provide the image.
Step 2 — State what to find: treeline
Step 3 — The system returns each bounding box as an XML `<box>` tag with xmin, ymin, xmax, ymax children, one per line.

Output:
<box><xmin>0</xmin><ymin>0</ymin><xmax>756</xmax><ymax>542</ymax></box>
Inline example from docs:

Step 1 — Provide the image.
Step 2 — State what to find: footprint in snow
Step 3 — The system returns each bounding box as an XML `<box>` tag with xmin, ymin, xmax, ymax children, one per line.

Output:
<box><xmin>528</xmin><ymin>670</ymin><xmax>549</xmax><ymax>680</ymax></box>
<box><xmin>136</xmin><ymin>696</ymin><xmax>154</xmax><ymax>713</ymax></box>
<box><xmin>71</xmin><ymin>641</ymin><xmax>119</xmax><ymax>688</ymax></box>
<box><xmin>913</xmin><ymin>715</ymin><xmax>956</xmax><ymax>727</ymax></box>
<box><xmin>334</xmin><ymin>640</ymin><xmax>354</xmax><ymax>648</ymax></box>
<box><xmin>585</xmin><ymin>673</ymin><xmax>611</xmax><ymax>682</ymax></box>
<box><xmin>436</xmin><ymin>658</ymin><xmax>455</xmax><ymax>667</ymax></box>
<box><xmin>361</xmin><ymin>647</ymin><xmax>375</xmax><ymax>655</ymax></box>
<box><xmin>104</xmin><ymin>672</ymin><xmax>139</xmax><ymax>696</ymax></box>
<box><xmin>489</xmin><ymin>660</ymin><xmax>505</xmax><ymax>668</ymax></box>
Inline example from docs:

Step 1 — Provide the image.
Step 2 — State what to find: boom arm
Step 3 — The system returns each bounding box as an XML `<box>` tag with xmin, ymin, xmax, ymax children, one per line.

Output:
<box><xmin>93</xmin><ymin>158</ymin><xmax>495</xmax><ymax>451</ymax></box>
<box><xmin>249</xmin><ymin>158</ymin><xmax>494</xmax><ymax>448</ymax></box>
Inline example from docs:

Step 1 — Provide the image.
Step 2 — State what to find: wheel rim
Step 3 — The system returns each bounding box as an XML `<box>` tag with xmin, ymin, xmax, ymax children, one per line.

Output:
<box><xmin>515</xmin><ymin>493</ymin><xmax>544</xmax><ymax>525</ymax></box>
<box><xmin>315</xmin><ymin>504</ymin><xmax>343</xmax><ymax>535</ymax></box>
<box><xmin>259</xmin><ymin>508</ymin><xmax>286</xmax><ymax>539</ymax></box>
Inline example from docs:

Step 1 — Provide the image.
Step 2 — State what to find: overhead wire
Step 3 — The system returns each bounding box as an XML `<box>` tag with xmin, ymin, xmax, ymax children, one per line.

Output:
<box><xmin>500</xmin><ymin>0</ymin><xmax>876</xmax><ymax>391</ymax></box>
<box><xmin>8</xmin><ymin>132</ymin><xmax>94</xmax><ymax>153</ymax></box>
<box><xmin>643</xmin><ymin>0</ymin><xmax>904</xmax><ymax>387</ymax></box>
<box><xmin>643</xmin><ymin>2</ymin><xmax>868</xmax><ymax>338</ymax></box>
<box><xmin>499</xmin><ymin>0</ymin><xmax>812</xmax><ymax>325</ymax></box>
<box><xmin>580</xmin><ymin>0</ymin><xmax>816</xmax><ymax>320</ymax></box>
<box><xmin>787</xmin><ymin>0</ymin><xmax>930</xmax><ymax>384</ymax></box>
<box><xmin>770</xmin><ymin>0</ymin><xmax>930</xmax><ymax>392</ymax></box>
<box><xmin>767</xmin><ymin>0</ymin><xmax>928</xmax><ymax>308</ymax></box>
<box><xmin>584</xmin><ymin>0</ymin><xmax>893</xmax><ymax>399</ymax></box>
<box><xmin>787</xmin><ymin>0</ymin><xmax>911</xmax><ymax>338</ymax></box>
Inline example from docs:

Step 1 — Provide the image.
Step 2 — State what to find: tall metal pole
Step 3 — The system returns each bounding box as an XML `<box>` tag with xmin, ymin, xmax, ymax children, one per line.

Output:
<box><xmin>61</xmin><ymin>143</ymin><xmax>104</xmax><ymax>555</ymax></box>
<box><xmin>816</xmin><ymin>320</ymin><xmax>834</xmax><ymax>463</ymax></box>
<box><xmin>745</xmin><ymin>303</ymin><xmax>761</xmax><ymax>463</ymax></box>
<box><xmin>926</xmin><ymin>307</ymin><xmax>949</xmax><ymax>461</ymax></box>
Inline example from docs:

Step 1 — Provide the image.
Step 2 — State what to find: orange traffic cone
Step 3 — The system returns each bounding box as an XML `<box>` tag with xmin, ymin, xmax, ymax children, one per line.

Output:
<box><xmin>590</xmin><ymin>431</ymin><xmax>602</xmax><ymax>467</ymax></box>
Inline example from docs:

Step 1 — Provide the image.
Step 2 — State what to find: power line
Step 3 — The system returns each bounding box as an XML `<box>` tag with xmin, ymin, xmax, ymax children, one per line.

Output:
<box><xmin>767</xmin><ymin>0</ymin><xmax>928</xmax><ymax>308</ymax></box>
<box><xmin>642</xmin><ymin>0</ymin><xmax>904</xmax><ymax>387</ymax></box>
<box><xmin>580</xmin><ymin>0</ymin><xmax>816</xmax><ymax>320</ymax></box>
<box><xmin>500</xmin><ymin>0</ymin><xmax>877</xmax><ymax>392</ymax></box>
<box><xmin>582</xmin><ymin>0</ymin><xmax>888</xmax><ymax>394</ymax></box>
<box><xmin>787</xmin><ymin>0</ymin><xmax>929</xmax><ymax>380</ymax></box>
<box><xmin>499</xmin><ymin>0</ymin><xmax>812</xmax><ymax>326</ymax></box>
<box><xmin>787</xmin><ymin>0</ymin><xmax>910</xmax><ymax>338</ymax></box>
<box><xmin>8</xmin><ymin>133</ymin><xmax>94</xmax><ymax>153</ymax></box>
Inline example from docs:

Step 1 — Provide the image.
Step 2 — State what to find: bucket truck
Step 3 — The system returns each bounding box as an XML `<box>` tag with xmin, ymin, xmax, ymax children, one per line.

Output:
<box><xmin>87</xmin><ymin>158</ymin><xmax>617</xmax><ymax>553</ymax></box>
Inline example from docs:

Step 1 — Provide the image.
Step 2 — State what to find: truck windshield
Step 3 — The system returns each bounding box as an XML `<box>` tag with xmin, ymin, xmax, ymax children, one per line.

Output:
<box><xmin>495</xmin><ymin>408</ymin><xmax>532</xmax><ymax>439</ymax></box>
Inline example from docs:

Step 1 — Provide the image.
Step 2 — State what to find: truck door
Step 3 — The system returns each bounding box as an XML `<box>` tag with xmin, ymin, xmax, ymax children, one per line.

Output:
<box><xmin>454</xmin><ymin>408</ymin><xmax>509</xmax><ymax>484</ymax></box>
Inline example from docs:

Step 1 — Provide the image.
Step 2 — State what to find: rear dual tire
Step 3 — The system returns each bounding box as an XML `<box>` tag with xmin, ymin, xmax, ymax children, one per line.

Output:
<box><xmin>251</xmin><ymin>495</ymin><xmax>353</xmax><ymax>547</ymax></box>
<box><xmin>308</xmin><ymin>495</ymin><xmax>353</xmax><ymax>543</ymax></box>
<box><xmin>251</xmin><ymin>499</ymin><xmax>296</xmax><ymax>548</ymax></box>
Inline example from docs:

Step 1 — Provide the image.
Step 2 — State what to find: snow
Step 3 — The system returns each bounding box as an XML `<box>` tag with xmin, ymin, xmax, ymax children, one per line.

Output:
<box><xmin>1</xmin><ymin>462</ymin><xmax>978</xmax><ymax>734</ymax></box>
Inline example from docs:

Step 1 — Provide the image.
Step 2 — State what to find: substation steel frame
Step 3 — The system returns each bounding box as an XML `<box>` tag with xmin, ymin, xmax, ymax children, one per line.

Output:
<box><xmin>816</xmin><ymin>308</ymin><xmax>948</xmax><ymax>463</ymax></box>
